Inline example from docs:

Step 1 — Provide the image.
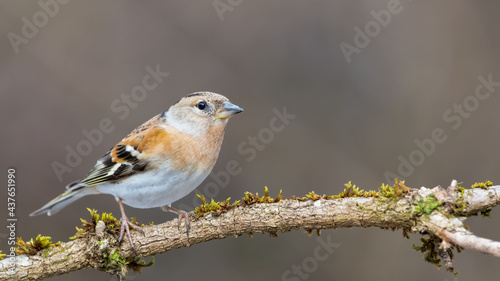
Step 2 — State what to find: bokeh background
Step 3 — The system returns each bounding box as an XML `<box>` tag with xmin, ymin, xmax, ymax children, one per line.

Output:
<box><xmin>2</xmin><ymin>1</ymin><xmax>500</xmax><ymax>280</ymax></box>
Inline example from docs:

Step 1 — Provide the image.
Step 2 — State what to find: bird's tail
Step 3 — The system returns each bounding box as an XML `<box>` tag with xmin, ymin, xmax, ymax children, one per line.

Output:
<box><xmin>30</xmin><ymin>184</ymin><xmax>95</xmax><ymax>216</ymax></box>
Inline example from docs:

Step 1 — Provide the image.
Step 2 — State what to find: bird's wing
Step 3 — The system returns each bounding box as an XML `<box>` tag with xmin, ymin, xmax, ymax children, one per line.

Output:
<box><xmin>74</xmin><ymin>115</ymin><xmax>167</xmax><ymax>187</ymax></box>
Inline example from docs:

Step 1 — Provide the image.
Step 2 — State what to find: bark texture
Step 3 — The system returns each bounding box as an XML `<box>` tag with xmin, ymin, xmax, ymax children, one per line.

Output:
<box><xmin>1</xmin><ymin>182</ymin><xmax>499</xmax><ymax>280</ymax></box>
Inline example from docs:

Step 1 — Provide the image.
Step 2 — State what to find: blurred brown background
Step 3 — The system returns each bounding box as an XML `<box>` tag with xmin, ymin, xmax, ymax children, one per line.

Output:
<box><xmin>1</xmin><ymin>1</ymin><xmax>500</xmax><ymax>280</ymax></box>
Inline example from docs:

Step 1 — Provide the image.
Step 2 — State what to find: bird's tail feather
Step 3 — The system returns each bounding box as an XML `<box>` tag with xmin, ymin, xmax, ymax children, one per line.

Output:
<box><xmin>30</xmin><ymin>184</ymin><xmax>95</xmax><ymax>216</ymax></box>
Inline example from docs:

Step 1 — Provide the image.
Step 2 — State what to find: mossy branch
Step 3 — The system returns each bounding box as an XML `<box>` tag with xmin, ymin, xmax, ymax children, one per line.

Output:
<box><xmin>1</xmin><ymin>181</ymin><xmax>499</xmax><ymax>280</ymax></box>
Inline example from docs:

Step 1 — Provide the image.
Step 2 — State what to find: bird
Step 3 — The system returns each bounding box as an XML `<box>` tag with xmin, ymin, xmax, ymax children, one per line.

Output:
<box><xmin>30</xmin><ymin>92</ymin><xmax>243</xmax><ymax>254</ymax></box>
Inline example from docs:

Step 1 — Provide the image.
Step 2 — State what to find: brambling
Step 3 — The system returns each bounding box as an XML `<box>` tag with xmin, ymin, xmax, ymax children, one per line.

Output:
<box><xmin>31</xmin><ymin>92</ymin><xmax>243</xmax><ymax>253</ymax></box>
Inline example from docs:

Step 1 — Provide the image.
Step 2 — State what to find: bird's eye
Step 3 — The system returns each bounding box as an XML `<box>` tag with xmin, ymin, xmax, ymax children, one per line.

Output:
<box><xmin>196</xmin><ymin>101</ymin><xmax>206</xmax><ymax>110</ymax></box>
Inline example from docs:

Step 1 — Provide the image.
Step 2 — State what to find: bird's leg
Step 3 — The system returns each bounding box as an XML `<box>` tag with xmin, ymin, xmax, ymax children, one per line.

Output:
<box><xmin>161</xmin><ymin>205</ymin><xmax>194</xmax><ymax>236</ymax></box>
<box><xmin>117</xmin><ymin>198</ymin><xmax>145</xmax><ymax>255</ymax></box>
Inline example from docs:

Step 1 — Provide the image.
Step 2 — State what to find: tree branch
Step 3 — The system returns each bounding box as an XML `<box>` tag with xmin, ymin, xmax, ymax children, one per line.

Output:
<box><xmin>1</xmin><ymin>182</ymin><xmax>499</xmax><ymax>280</ymax></box>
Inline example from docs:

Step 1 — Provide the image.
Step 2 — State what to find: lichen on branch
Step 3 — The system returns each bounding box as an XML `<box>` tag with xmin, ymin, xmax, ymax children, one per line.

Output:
<box><xmin>1</xmin><ymin>180</ymin><xmax>499</xmax><ymax>281</ymax></box>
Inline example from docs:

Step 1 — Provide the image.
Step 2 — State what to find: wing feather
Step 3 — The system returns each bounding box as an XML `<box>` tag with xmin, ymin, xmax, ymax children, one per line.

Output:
<box><xmin>76</xmin><ymin>115</ymin><xmax>165</xmax><ymax>186</ymax></box>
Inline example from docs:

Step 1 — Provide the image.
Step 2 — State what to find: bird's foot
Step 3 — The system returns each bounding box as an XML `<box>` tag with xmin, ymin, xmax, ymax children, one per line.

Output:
<box><xmin>117</xmin><ymin>198</ymin><xmax>145</xmax><ymax>255</ymax></box>
<box><xmin>161</xmin><ymin>206</ymin><xmax>194</xmax><ymax>237</ymax></box>
<box><xmin>118</xmin><ymin>215</ymin><xmax>145</xmax><ymax>255</ymax></box>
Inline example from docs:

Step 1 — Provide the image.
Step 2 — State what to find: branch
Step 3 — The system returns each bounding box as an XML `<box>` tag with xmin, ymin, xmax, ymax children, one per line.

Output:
<box><xmin>1</xmin><ymin>182</ymin><xmax>499</xmax><ymax>280</ymax></box>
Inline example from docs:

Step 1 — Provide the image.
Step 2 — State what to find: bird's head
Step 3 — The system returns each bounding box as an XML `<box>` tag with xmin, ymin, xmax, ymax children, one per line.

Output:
<box><xmin>165</xmin><ymin>92</ymin><xmax>243</xmax><ymax>137</ymax></box>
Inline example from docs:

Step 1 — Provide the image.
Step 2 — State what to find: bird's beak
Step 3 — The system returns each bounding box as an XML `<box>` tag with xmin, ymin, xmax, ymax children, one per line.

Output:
<box><xmin>216</xmin><ymin>101</ymin><xmax>244</xmax><ymax>119</ymax></box>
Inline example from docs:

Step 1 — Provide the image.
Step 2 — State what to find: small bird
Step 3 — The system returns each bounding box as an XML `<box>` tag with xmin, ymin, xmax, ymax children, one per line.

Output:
<box><xmin>31</xmin><ymin>92</ymin><xmax>243</xmax><ymax>253</ymax></box>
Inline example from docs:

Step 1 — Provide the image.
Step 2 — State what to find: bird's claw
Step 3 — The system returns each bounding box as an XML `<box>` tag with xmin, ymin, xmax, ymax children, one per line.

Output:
<box><xmin>162</xmin><ymin>206</ymin><xmax>194</xmax><ymax>237</ymax></box>
<box><xmin>118</xmin><ymin>216</ymin><xmax>145</xmax><ymax>255</ymax></box>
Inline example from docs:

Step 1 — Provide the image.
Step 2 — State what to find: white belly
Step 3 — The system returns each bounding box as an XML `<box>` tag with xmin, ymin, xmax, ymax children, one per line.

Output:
<box><xmin>96</xmin><ymin>167</ymin><xmax>210</xmax><ymax>209</ymax></box>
